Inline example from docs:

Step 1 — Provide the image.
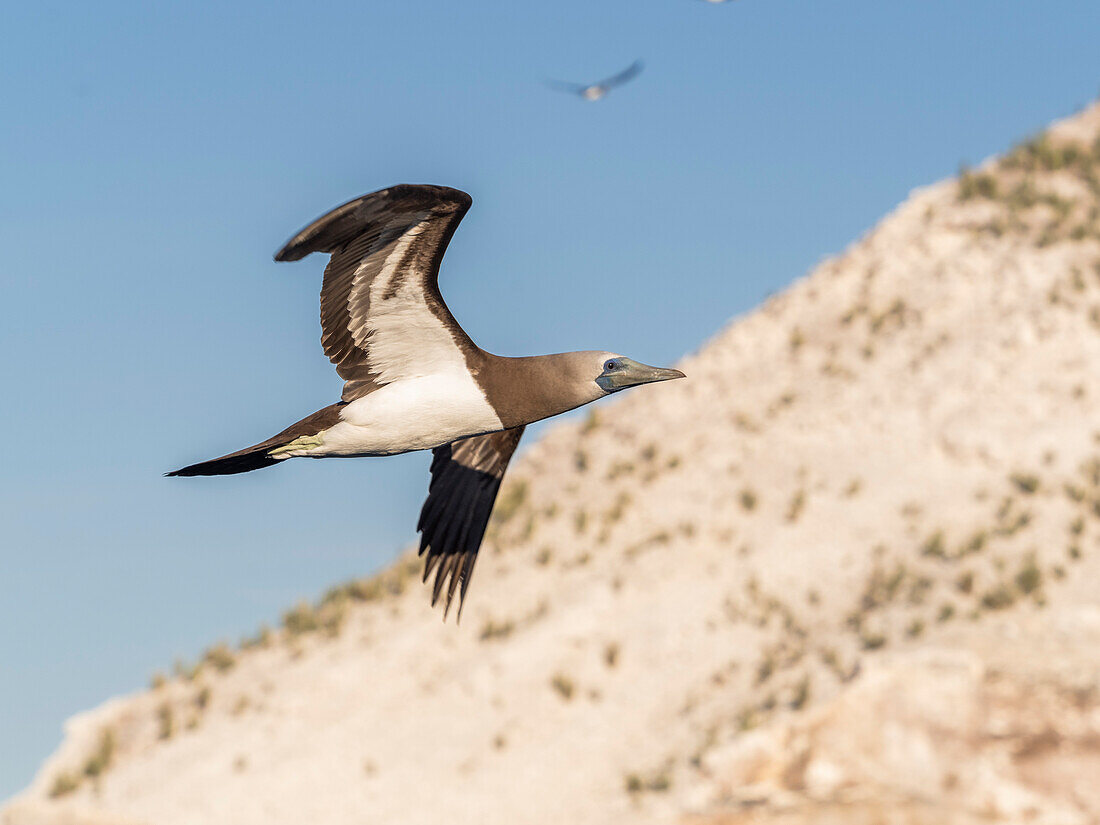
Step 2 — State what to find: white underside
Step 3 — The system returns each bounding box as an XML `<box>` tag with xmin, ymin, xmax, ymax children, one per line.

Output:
<box><xmin>278</xmin><ymin>373</ymin><xmax>503</xmax><ymax>458</ymax></box>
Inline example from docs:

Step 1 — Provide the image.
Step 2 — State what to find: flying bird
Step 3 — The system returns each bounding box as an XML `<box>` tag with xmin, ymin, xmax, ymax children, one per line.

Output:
<box><xmin>547</xmin><ymin>59</ymin><xmax>644</xmax><ymax>101</ymax></box>
<box><xmin>169</xmin><ymin>185</ymin><xmax>684</xmax><ymax>619</ymax></box>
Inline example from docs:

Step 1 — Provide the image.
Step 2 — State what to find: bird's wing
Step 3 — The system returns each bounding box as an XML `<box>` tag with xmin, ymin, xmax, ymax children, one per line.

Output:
<box><xmin>417</xmin><ymin>426</ymin><xmax>526</xmax><ymax>620</ymax></box>
<box><xmin>544</xmin><ymin>78</ymin><xmax>590</xmax><ymax>95</ymax></box>
<box><xmin>274</xmin><ymin>185</ymin><xmax>475</xmax><ymax>402</ymax></box>
<box><xmin>598</xmin><ymin>59</ymin><xmax>644</xmax><ymax>90</ymax></box>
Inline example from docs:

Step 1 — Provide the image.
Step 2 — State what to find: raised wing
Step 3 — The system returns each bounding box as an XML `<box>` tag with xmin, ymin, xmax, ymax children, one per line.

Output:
<box><xmin>544</xmin><ymin>78</ymin><xmax>590</xmax><ymax>96</ymax></box>
<box><xmin>598</xmin><ymin>59</ymin><xmax>644</xmax><ymax>90</ymax></box>
<box><xmin>274</xmin><ymin>185</ymin><xmax>475</xmax><ymax>402</ymax></box>
<box><xmin>417</xmin><ymin>426</ymin><xmax>525</xmax><ymax>620</ymax></box>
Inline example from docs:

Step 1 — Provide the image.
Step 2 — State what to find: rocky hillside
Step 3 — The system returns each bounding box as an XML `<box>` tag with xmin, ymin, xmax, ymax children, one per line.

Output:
<box><xmin>6</xmin><ymin>103</ymin><xmax>1100</xmax><ymax>825</ymax></box>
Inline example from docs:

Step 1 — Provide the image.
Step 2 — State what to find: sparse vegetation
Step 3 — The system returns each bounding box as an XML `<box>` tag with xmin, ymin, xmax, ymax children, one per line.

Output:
<box><xmin>736</xmin><ymin>706</ymin><xmax>759</xmax><ymax>731</ymax></box>
<box><xmin>604</xmin><ymin>643</ymin><xmax>620</xmax><ymax>668</ymax></box>
<box><xmin>1004</xmin><ymin>132</ymin><xmax>1097</xmax><ymax>174</ymax></box>
<box><xmin>859</xmin><ymin>630</ymin><xmax>887</xmax><ymax>650</ymax></box>
<box><xmin>739</xmin><ymin>489</ymin><xmax>758</xmax><ymax>511</ymax></box>
<box><xmin>732</xmin><ymin>411</ymin><xmax>760</xmax><ymax>433</ymax></box>
<box><xmin>868</xmin><ymin>299</ymin><xmax>910</xmax><ymax>335</ymax></box>
<box><xmin>493</xmin><ymin>480</ymin><xmax>528</xmax><ymax>526</ymax></box>
<box><xmin>767</xmin><ymin>391</ymin><xmax>797</xmax><ymax>416</ymax></box>
<box><xmin>980</xmin><ymin>584</ymin><xmax>1016</xmax><ymax>610</ymax></box>
<box><xmin>479</xmin><ymin>619</ymin><xmax>515</xmax><ymax>642</ymax></box>
<box><xmin>604</xmin><ymin>492</ymin><xmax>633</xmax><ymax>524</ymax></box>
<box><xmin>959</xmin><ymin>530</ymin><xmax>988</xmax><ymax>557</ymax></box>
<box><xmin>1065</xmin><ymin>483</ymin><xmax>1087</xmax><ymax>503</ymax></box>
<box><xmin>921</xmin><ymin>531</ymin><xmax>947</xmax><ymax>559</ymax></box>
<box><xmin>606</xmin><ymin>461</ymin><xmax>635</xmax><ymax>480</ymax></box>
<box><xmin>789</xmin><ymin>326</ymin><xmax>805</xmax><ymax>353</ymax></box>
<box><xmin>1014</xmin><ymin>555</ymin><xmax>1043</xmax><ymax>596</ymax></box>
<box><xmin>282</xmin><ymin>601</ymin><xmax>320</xmax><ymax>636</ymax></box>
<box><xmin>785</xmin><ymin>489</ymin><xmax>806</xmax><ymax>523</ymax></box>
<box><xmin>550</xmin><ymin>673</ymin><xmax>575</xmax><ymax>701</ymax></box>
<box><xmin>789</xmin><ymin>675</ymin><xmax>811</xmax><ymax>710</ymax></box>
<box><xmin>860</xmin><ymin>561</ymin><xmax>907</xmax><ymax>611</ymax></box>
<box><xmin>321</xmin><ymin>604</ymin><xmax>346</xmax><ymax>637</ymax></box>
<box><xmin>994</xmin><ymin>498</ymin><xmax>1032</xmax><ymax>536</ymax></box>
<box><xmin>1010</xmin><ymin>473</ymin><xmax>1040</xmax><ymax>495</ymax></box>
<box><xmin>907</xmin><ymin>574</ymin><xmax>933</xmax><ymax>606</ymax></box>
<box><xmin>174</xmin><ymin>658</ymin><xmax>203</xmax><ymax>682</ymax></box>
<box><xmin>240</xmin><ymin>625</ymin><xmax>273</xmax><ymax>650</ymax></box>
<box><xmin>955</xmin><ymin>570</ymin><xmax>974</xmax><ymax>594</ymax></box>
<box><xmin>157</xmin><ymin>703</ymin><xmax>174</xmax><ymax>740</ymax></box>
<box><xmin>958</xmin><ymin>167</ymin><xmax>999</xmax><ymax>201</ymax></box>
<box><xmin>252</xmin><ymin>555</ymin><xmax>421</xmax><ymax>649</ymax></box>
<box><xmin>625</xmin><ymin>767</ymin><xmax>671</xmax><ymax>795</ymax></box>
<box><xmin>573</xmin><ymin>509</ymin><xmax>589</xmax><ymax>535</ymax></box>
<box><xmin>203</xmin><ymin>643</ymin><xmax>236</xmax><ymax>673</ymax></box>
<box><xmin>49</xmin><ymin>772</ymin><xmax>79</xmax><ymax>798</ymax></box>
<box><xmin>755</xmin><ymin>654</ymin><xmax>775</xmax><ymax>684</ymax></box>
<box><xmin>82</xmin><ymin>727</ymin><xmax>115</xmax><ymax>779</ymax></box>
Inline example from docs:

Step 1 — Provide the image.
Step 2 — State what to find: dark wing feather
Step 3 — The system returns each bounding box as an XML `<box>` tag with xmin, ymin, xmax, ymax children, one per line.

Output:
<box><xmin>544</xmin><ymin>78</ymin><xmax>590</xmax><ymax>96</ymax></box>
<box><xmin>417</xmin><ymin>427</ymin><xmax>525</xmax><ymax>620</ymax></box>
<box><xmin>598</xmin><ymin>59</ymin><xmax>644</xmax><ymax>90</ymax></box>
<box><xmin>273</xmin><ymin>185</ymin><xmax>475</xmax><ymax>402</ymax></box>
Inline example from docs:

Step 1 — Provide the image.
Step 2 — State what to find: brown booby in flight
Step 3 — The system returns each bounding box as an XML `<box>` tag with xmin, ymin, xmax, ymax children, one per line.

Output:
<box><xmin>169</xmin><ymin>185</ymin><xmax>684</xmax><ymax>618</ymax></box>
<box><xmin>547</xmin><ymin>60</ymin><xmax>644</xmax><ymax>102</ymax></box>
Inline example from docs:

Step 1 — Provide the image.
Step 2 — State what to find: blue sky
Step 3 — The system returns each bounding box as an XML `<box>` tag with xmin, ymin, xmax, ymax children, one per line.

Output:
<box><xmin>1</xmin><ymin>0</ymin><xmax>1097</xmax><ymax>799</ymax></box>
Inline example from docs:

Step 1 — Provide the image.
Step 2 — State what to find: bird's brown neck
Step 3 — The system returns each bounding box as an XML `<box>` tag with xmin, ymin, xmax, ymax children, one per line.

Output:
<box><xmin>471</xmin><ymin>351</ymin><xmax>601</xmax><ymax>429</ymax></box>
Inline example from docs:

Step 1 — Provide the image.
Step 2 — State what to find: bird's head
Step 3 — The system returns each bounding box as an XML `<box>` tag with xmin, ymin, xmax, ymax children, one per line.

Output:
<box><xmin>592</xmin><ymin>353</ymin><xmax>685</xmax><ymax>394</ymax></box>
<box><xmin>499</xmin><ymin>351</ymin><xmax>684</xmax><ymax>426</ymax></box>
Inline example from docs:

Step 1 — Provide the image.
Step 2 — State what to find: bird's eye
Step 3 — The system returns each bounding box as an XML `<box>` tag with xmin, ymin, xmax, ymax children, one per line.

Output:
<box><xmin>604</xmin><ymin>360</ymin><xmax>618</xmax><ymax>371</ymax></box>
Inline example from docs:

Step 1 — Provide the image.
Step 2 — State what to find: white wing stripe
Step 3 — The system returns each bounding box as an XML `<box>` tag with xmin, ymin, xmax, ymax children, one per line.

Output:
<box><xmin>358</xmin><ymin>220</ymin><xmax>472</xmax><ymax>384</ymax></box>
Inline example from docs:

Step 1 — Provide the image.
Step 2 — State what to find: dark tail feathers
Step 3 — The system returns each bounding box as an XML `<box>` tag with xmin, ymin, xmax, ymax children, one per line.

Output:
<box><xmin>166</xmin><ymin>402</ymin><xmax>347</xmax><ymax>478</ymax></box>
<box><xmin>166</xmin><ymin>447</ymin><xmax>282</xmax><ymax>477</ymax></box>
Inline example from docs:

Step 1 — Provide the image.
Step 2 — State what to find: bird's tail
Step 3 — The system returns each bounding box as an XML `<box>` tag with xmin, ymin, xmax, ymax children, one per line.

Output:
<box><xmin>166</xmin><ymin>445</ymin><xmax>283</xmax><ymax>477</ymax></box>
<box><xmin>166</xmin><ymin>402</ymin><xmax>346</xmax><ymax>478</ymax></box>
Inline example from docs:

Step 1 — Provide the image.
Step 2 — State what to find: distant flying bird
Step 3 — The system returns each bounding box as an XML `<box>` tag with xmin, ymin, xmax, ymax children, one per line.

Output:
<box><xmin>547</xmin><ymin>59</ymin><xmax>644</xmax><ymax>101</ymax></box>
<box><xmin>169</xmin><ymin>185</ymin><xmax>684</xmax><ymax>619</ymax></box>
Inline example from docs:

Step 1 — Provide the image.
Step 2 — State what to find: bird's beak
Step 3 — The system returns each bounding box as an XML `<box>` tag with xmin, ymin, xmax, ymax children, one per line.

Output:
<box><xmin>597</xmin><ymin>359</ymin><xmax>686</xmax><ymax>393</ymax></box>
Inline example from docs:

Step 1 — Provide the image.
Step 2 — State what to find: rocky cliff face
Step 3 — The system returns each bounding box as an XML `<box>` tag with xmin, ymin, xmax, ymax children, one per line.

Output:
<box><xmin>7</xmin><ymin>103</ymin><xmax>1100</xmax><ymax>825</ymax></box>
